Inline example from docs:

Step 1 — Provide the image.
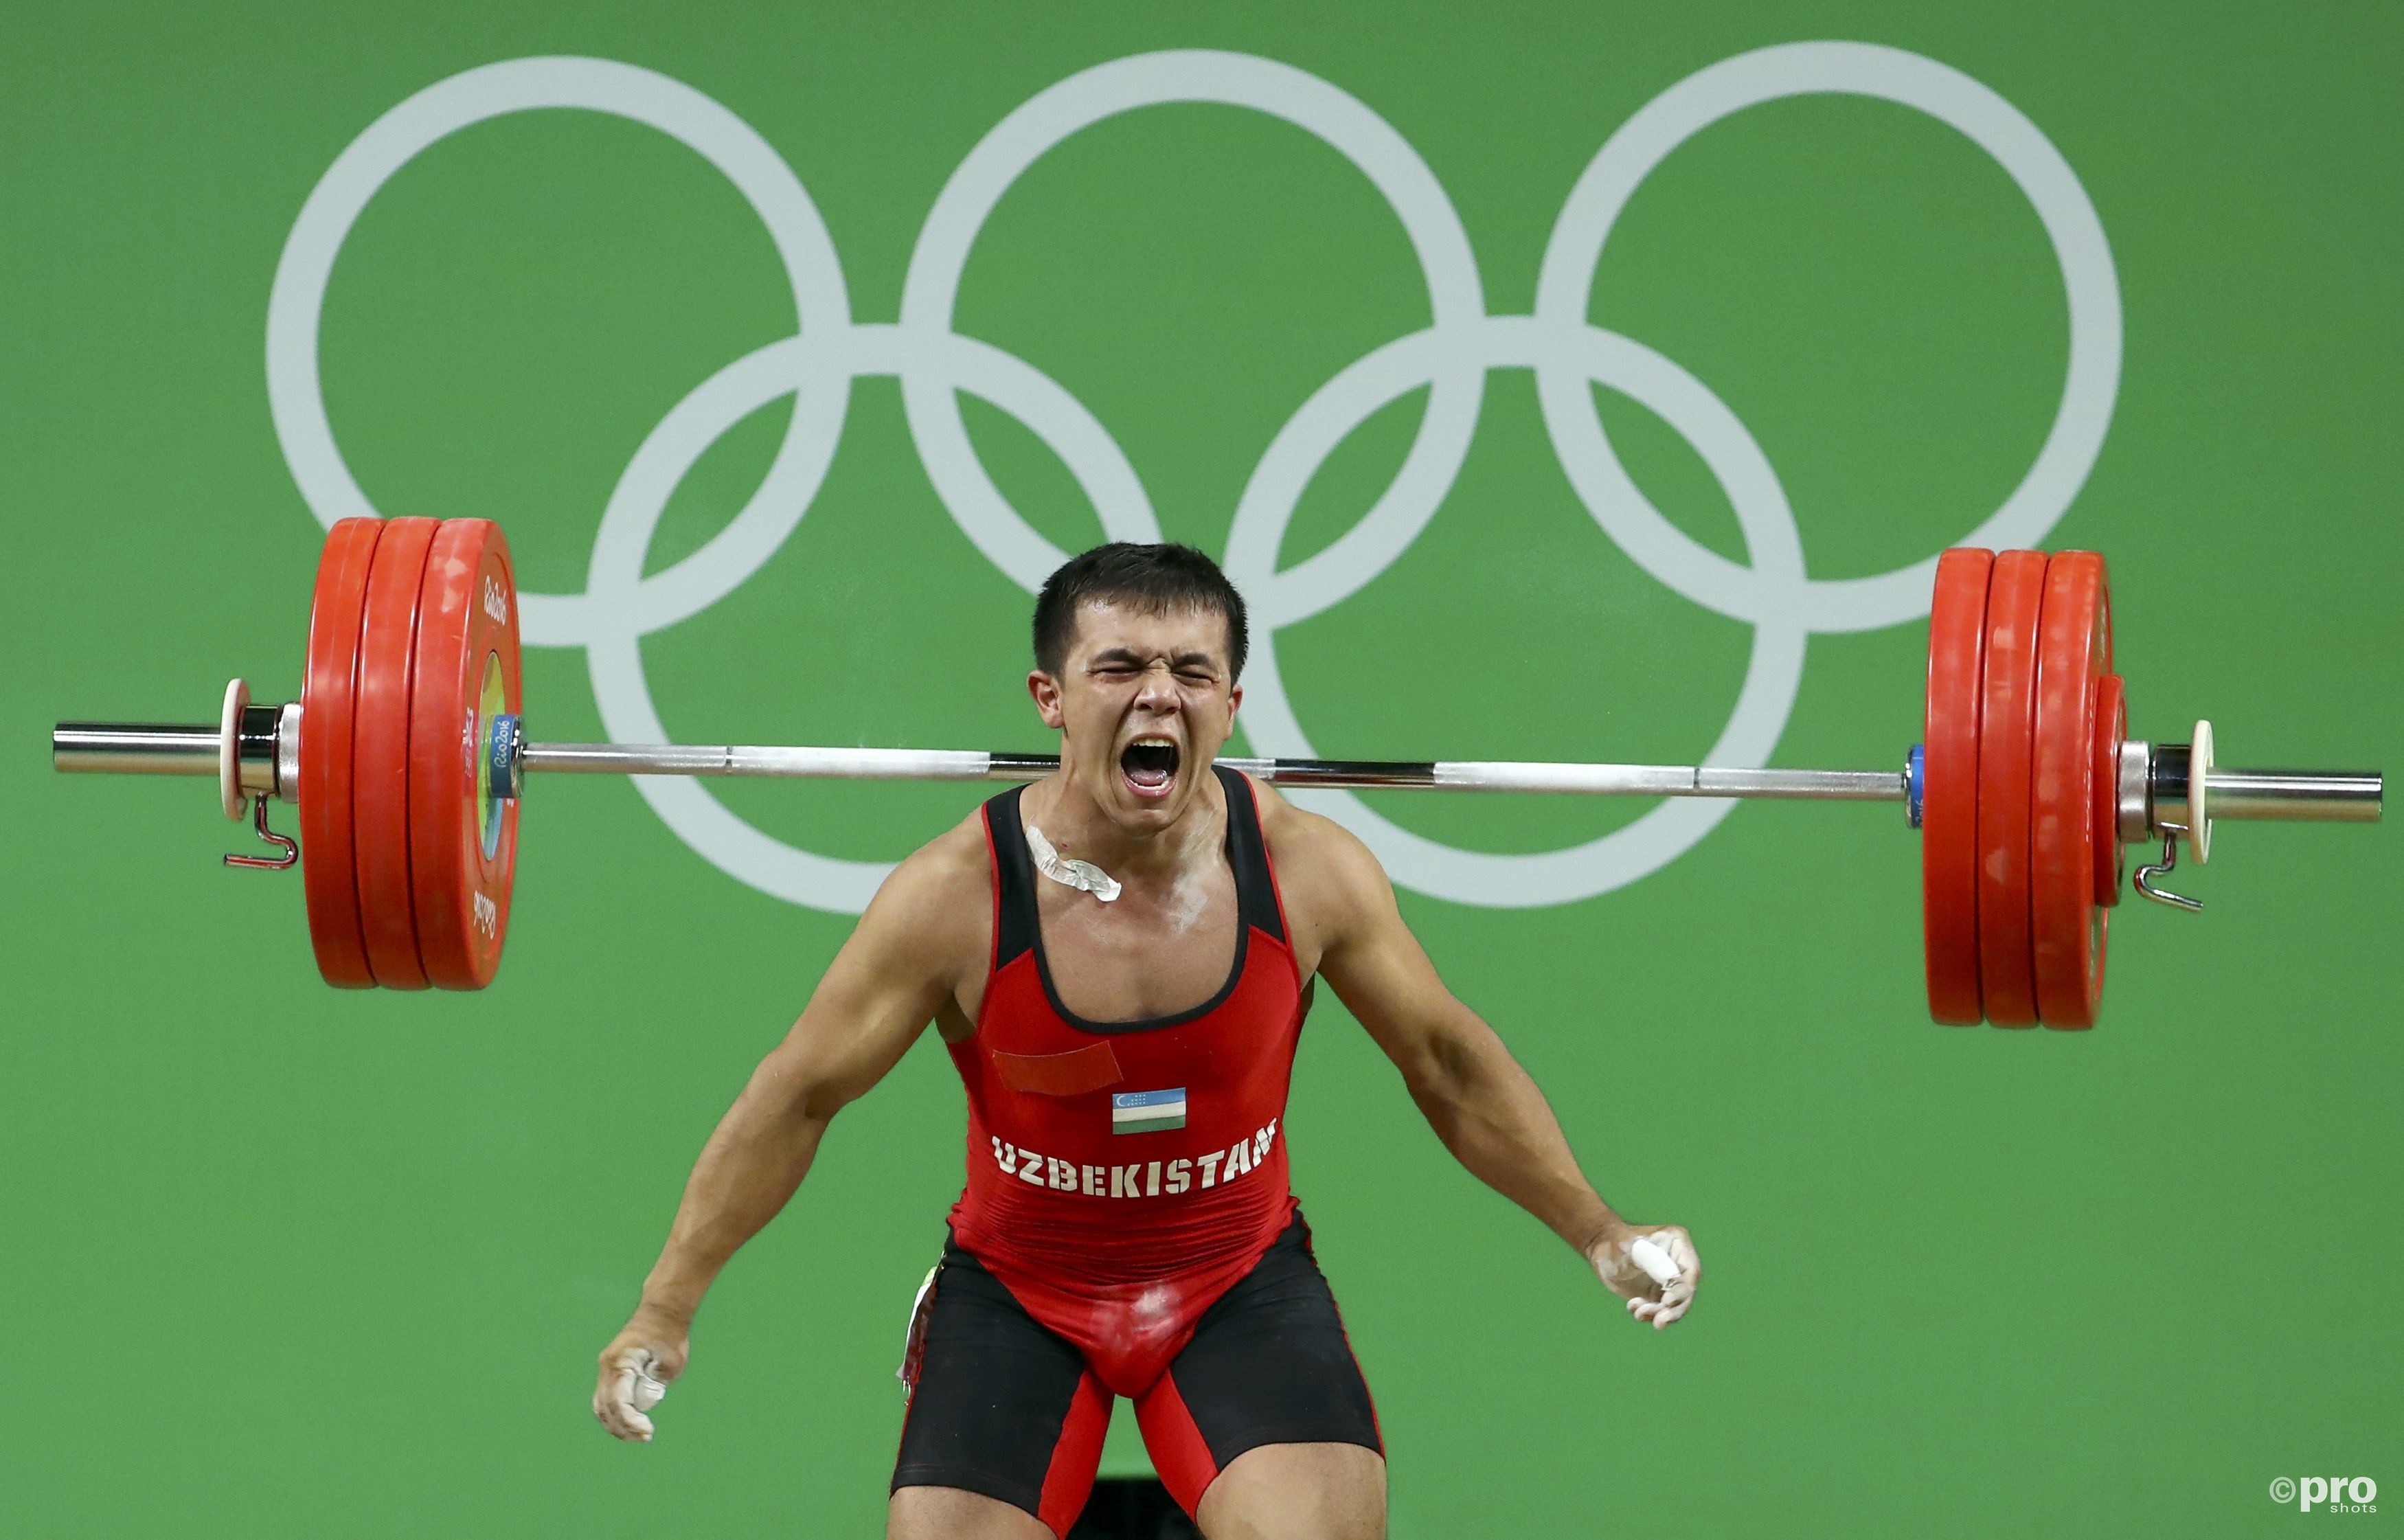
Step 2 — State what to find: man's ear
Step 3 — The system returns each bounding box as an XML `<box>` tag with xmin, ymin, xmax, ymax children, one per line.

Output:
<box><xmin>1028</xmin><ymin>670</ymin><xmax>1065</xmax><ymax>730</ymax></box>
<box><xmin>1226</xmin><ymin>680</ymin><xmax>1243</xmax><ymax>726</ymax></box>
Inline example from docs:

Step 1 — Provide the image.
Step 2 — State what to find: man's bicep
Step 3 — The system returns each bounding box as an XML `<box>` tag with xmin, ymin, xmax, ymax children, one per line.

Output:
<box><xmin>1311</xmin><ymin>824</ymin><xmax>1462</xmax><ymax>1061</ymax></box>
<box><xmin>769</xmin><ymin>848</ymin><xmax>970</xmax><ymax>1111</ymax></box>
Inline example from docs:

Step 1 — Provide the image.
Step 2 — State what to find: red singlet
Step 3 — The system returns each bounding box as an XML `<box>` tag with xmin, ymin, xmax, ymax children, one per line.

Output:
<box><xmin>945</xmin><ymin>766</ymin><xmax>1307</xmax><ymax>1397</ymax></box>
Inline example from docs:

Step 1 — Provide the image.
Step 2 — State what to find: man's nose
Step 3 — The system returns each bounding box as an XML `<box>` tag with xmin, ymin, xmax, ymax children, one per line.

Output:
<box><xmin>1133</xmin><ymin>665</ymin><xmax>1180</xmax><ymax>710</ymax></box>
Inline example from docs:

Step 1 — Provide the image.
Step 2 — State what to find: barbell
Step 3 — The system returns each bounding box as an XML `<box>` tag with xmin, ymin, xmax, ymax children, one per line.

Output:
<box><xmin>51</xmin><ymin>517</ymin><xmax>2381</xmax><ymax>1026</ymax></box>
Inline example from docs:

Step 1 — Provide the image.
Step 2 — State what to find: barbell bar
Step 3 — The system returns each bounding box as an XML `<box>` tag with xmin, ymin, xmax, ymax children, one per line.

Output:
<box><xmin>47</xmin><ymin>723</ymin><xmax>2377</xmax><ymax>813</ymax></box>
<box><xmin>48</xmin><ymin>517</ymin><xmax>2382</xmax><ymax>1023</ymax></box>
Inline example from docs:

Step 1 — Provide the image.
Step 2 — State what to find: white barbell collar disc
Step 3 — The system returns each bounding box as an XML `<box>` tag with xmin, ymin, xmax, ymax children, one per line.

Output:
<box><xmin>2189</xmin><ymin>718</ymin><xmax>2212</xmax><ymax>863</ymax></box>
<box><xmin>1531</xmin><ymin>39</ymin><xmax>2119</xmax><ymax>634</ymax></box>
<box><xmin>219</xmin><ymin>678</ymin><xmax>251</xmax><ymax>822</ymax></box>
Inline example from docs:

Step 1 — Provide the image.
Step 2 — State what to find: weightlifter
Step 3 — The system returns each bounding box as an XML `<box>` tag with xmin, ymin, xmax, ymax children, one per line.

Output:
<box><xmin>592</xmin><ymin>543</ymin><xmax>1700</xmax><ymax>1538</ymax></box>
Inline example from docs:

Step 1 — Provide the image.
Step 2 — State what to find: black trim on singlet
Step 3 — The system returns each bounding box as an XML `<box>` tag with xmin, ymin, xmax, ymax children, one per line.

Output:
<box><xmin>984</xmin><ymin>763</ymin><xmax>1284</xmax><ymax>1036</ymax></box>
<box><xmin>987</xmin><ymin>789</ymin><xmax>1043</xmax><ymax>973</ymax></box>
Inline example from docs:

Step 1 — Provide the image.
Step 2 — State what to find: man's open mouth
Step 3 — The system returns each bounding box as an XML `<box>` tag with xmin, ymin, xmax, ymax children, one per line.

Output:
<box><xmin>1121</xmin><ymin>736</ymin><xmax>1179</xmax><ymax>795</ymax></box>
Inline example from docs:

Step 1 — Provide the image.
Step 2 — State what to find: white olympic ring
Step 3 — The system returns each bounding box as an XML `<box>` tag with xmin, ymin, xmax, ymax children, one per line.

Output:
<box><xmin>266</xmin><ymin>43</ymin><xmax>2120</xmax><ymax>914</ymax></box>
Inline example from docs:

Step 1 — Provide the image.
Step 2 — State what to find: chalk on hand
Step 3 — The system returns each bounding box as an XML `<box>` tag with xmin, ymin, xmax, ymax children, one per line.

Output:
<box><xmin>1629</xmin><ymin>1235</ymin><xmax>1683</xmax><ymax>1289</ymax></box>
<box><xmin>628</xmin><ymin>1351</ymin><xmax>667</xmax><ymax>1413</ymax></box>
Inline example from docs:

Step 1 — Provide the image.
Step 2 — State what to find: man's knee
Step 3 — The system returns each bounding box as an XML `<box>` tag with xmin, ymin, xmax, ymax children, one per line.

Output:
<box><xmin>1195</xmin><ymin>1442</ymin><xmax>1387</xmax><ymax>1540</ymax></box>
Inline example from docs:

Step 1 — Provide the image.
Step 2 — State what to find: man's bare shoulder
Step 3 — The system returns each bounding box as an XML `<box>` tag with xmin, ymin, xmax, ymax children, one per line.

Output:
<box><xmin>1241</xmin><ymin>772</ymin><xmax>1391</xmax><ymax>927</ymax></box>
<box><xmin>883</xmin><ymin>808</ymin><xmax>991</xmax><ymax>907</ymax></box>
<box><xmin>854</xmin><ymin>809</ymin><xmax>993</xmax><ymax>965</ymax></box>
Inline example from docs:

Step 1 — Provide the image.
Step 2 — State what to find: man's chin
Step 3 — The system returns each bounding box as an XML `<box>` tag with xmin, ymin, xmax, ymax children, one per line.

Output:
<box><xmin>1107</xmin><ymin>793</ymin><xmax>1181</xmax><ymax>830</ymax></box>
<box><xmin>1098</xmin><ymin>776</ymin><xmax>1195</xmax><ymax>830</ymax></box>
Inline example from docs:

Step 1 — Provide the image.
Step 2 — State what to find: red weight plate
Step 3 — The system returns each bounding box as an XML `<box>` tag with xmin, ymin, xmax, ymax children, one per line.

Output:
<box><xmin>1975</xmin><ymin>550</ymin><xmax>2048</xmax><ymax>1028</ymax></box>
<box><xmin>2031</xmin><ymin>552</ymin><xmax>2109</xmax><ymax>1029</ymax></box>
<box><xmin>2093</xmin><ymin>672</ymin><xmax>2127</xmax><ymax>908</ymax></box>
<box><xmin>1922</xmin><ymin>547</ymin><xmax>1994</xmax><ymax>1026</ymax></box>
<box><xmin>408</xmin><ymin>520</ymin><xmax>522</xmax><ymax>990</ymax></box>
<box><xmin>352</xmin><ymin>517</ymin><xmax>440</xmax><ymax>990</ymax></box>
<box><xmin>300</xmin><ymin>519</ymin><xmax>384</xmax><ymax>988</ymax></box>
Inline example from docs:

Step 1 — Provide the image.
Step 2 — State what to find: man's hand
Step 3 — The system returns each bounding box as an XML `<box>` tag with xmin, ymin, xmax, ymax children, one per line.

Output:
<box><xmin>594</xmin><ymin>1304</ymin><xmax>691</xmax><ymax>1442</ymax></box>
<box><xmin>1588</xmin><ymin>1223</ymin><xmax>1700</xmax><ymax>1330</ymax></box>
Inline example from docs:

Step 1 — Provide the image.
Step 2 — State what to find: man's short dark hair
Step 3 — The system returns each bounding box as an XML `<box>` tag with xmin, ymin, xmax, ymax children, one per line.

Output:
<box><xmin>1032</xmin><ymin>543</ymin><xmax>1249</xmax><ymax>680</ymax></box>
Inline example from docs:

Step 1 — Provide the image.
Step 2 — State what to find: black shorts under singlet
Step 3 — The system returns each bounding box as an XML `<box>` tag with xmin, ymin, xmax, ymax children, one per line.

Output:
<box><xmin>892</xmin><ymin>1211</ymin><xmax>1381</xmax><ymax>1536</ymax></box>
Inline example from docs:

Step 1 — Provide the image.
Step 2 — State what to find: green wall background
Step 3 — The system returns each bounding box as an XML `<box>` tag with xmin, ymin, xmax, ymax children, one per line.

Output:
<box><xmin>4</xmin><ymin>3</ymin><xmax>2396</xmax><ymax>1535</ymax></box>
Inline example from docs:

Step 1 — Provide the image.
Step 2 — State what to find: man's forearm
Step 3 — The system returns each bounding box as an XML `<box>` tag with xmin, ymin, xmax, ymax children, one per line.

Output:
<box><xmin>1403</xmin><ymin>1016</ymin><xmax>1626</xmax><ymax>1254</ymax></box>
<box><xmin>637</xmin><ymin>1063</ymin><xmax>832</xmax><ymax>1321</ymax></box>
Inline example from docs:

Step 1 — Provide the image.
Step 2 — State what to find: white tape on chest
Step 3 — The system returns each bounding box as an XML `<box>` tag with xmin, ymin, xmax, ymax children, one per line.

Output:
<box><xmin>1025</xmin><ymin>823</ymin><xmax>1122</xmax><ymax>902</ymax></box>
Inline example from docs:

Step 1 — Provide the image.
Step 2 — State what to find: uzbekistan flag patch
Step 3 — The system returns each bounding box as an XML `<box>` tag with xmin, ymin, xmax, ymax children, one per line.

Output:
<box><xmin>1111</xmin><ymin>1087</ymin><xmax>1187</xmax><ymax>1135</ymax></box>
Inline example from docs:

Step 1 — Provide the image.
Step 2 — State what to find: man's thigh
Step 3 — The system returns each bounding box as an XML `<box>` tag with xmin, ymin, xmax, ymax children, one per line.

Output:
<box><xmin>1197</xmin><ymin>1442</ymin><xmax>1386</xmax><ymax>1540</ymax></box>
<box><xmin>1132</xmin><ymin>1214</ymin><xmax>1383</xmax><ymax>1526</ymax></box>
<box><xmin>893</xmin><ymin>1243</ymin><xmax>1112</xmax><ymax>1539</ymax></box>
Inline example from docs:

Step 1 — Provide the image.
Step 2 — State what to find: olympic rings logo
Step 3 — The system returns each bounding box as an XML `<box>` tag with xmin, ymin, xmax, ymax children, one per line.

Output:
<box><xmin>266</xmin><ymin>44</ymin><xmax>2120</xmax><ymax>914</ymax></box>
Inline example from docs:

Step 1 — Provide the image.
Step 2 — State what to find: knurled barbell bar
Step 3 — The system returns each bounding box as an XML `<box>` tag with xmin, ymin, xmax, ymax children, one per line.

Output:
<box><xmin>50</xmin><ymin>517</ymin><xmax>2382</xmax><ymax>1026</ymax></box>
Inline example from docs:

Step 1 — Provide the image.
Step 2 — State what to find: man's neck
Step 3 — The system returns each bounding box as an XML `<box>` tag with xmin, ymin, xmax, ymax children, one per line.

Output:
<box><xmin>1024</xmin><ymin>762</ymin><xmax>1225</xmax><ymax>887</ymax></box>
